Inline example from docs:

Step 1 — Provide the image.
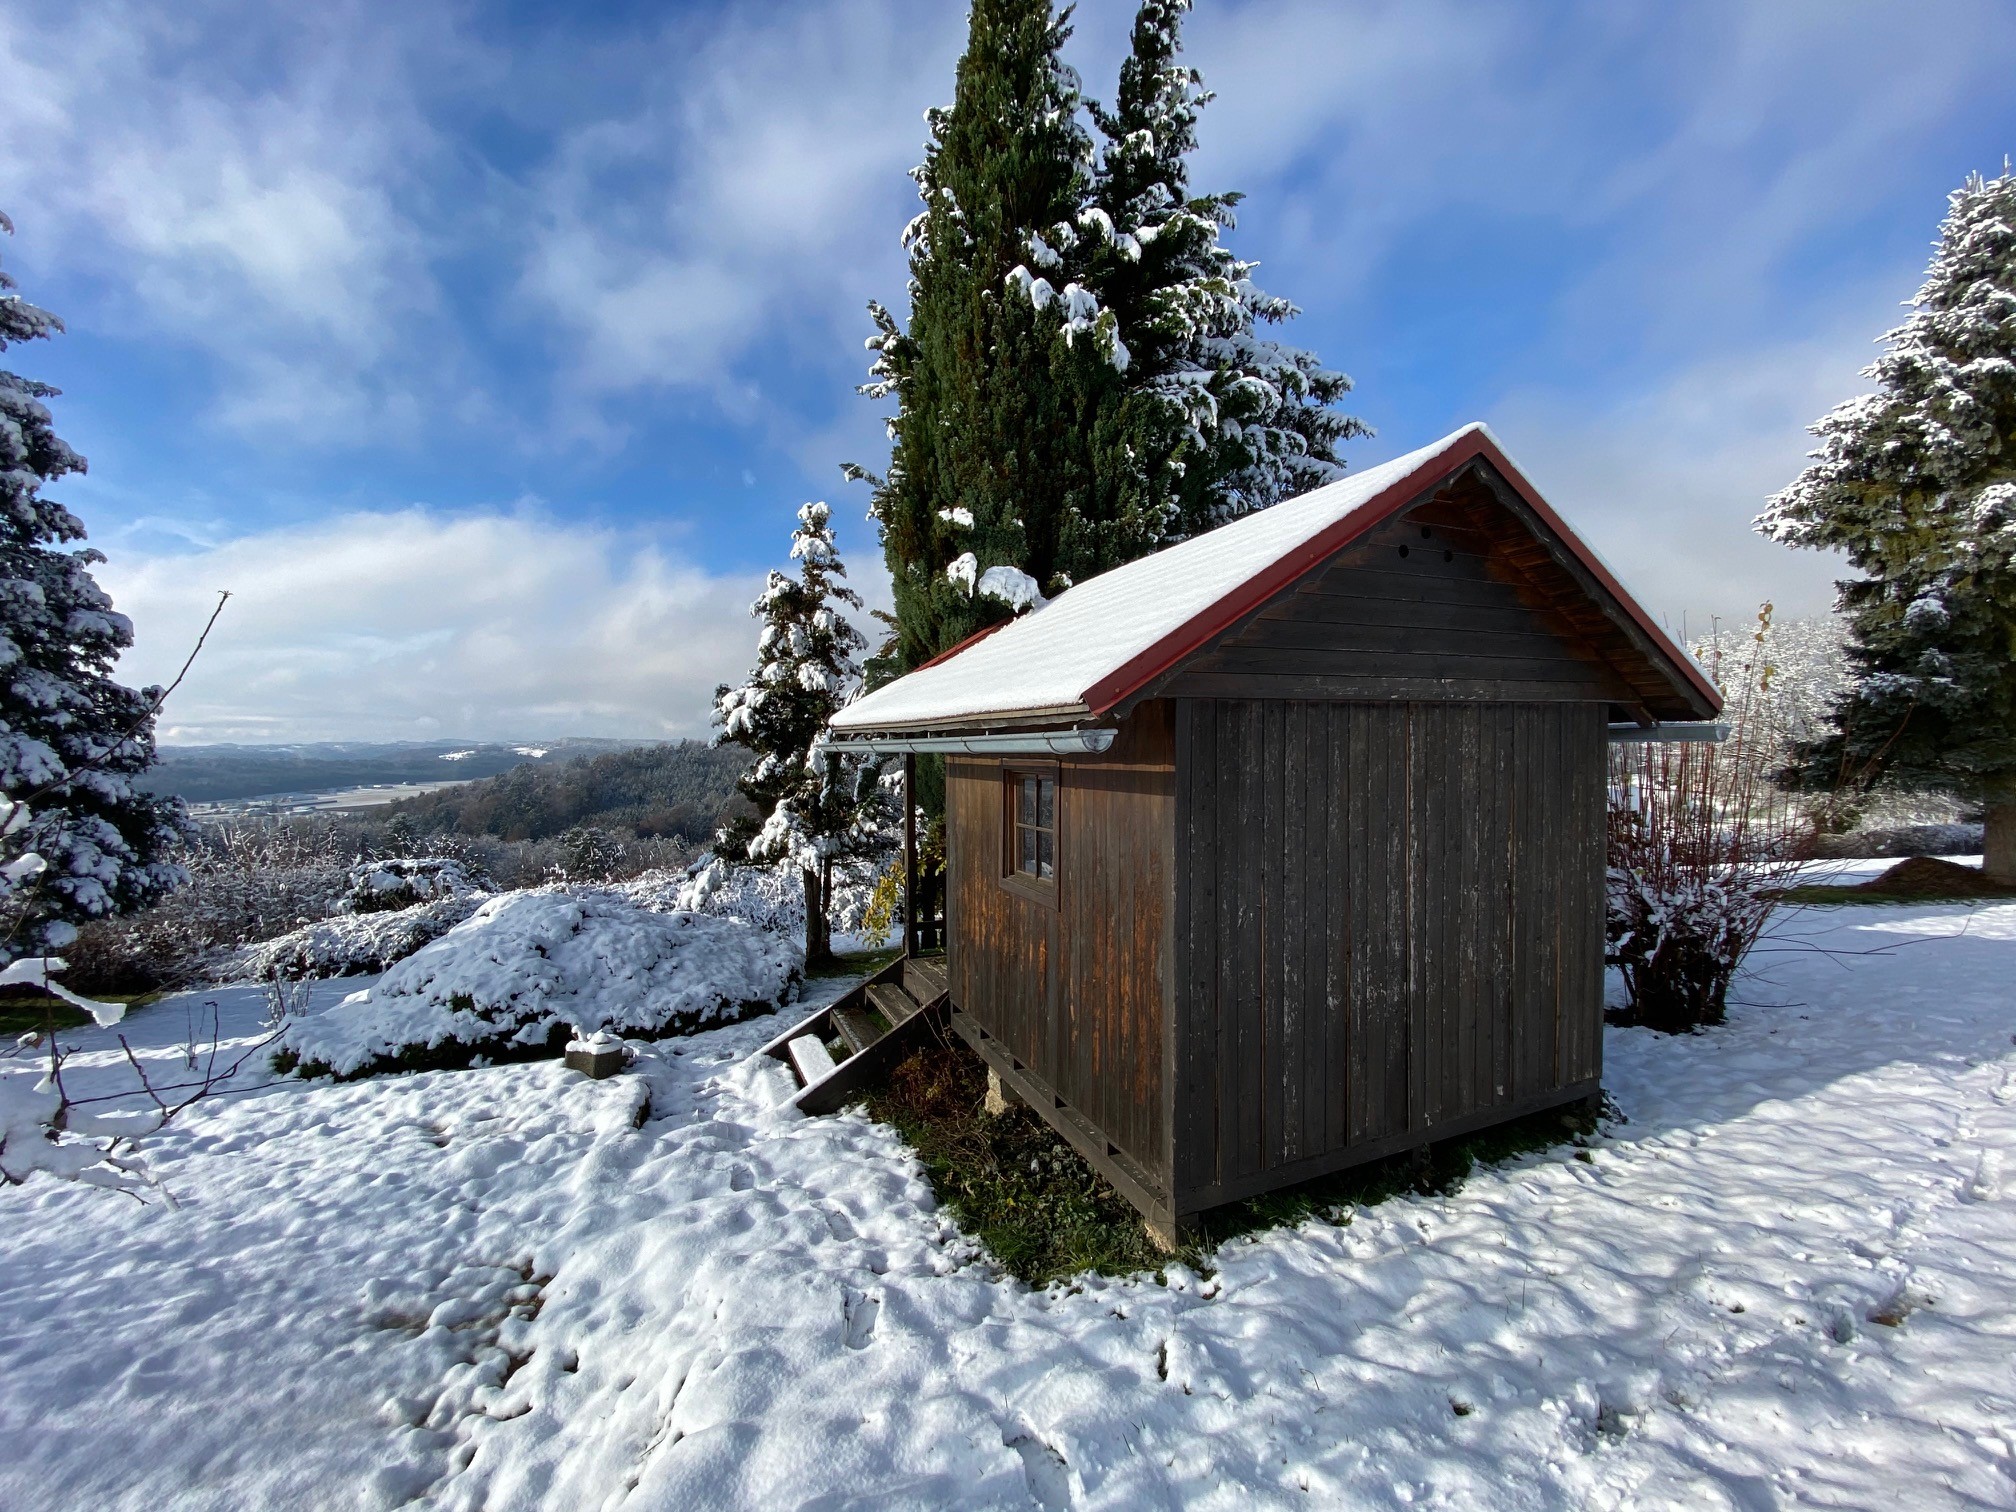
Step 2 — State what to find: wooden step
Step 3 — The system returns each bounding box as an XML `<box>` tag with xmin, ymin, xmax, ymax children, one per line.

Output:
<box><xmin>866</xmin><ymin>981</ymin><xmax>920</xmax><ymax>1027</ymax></box>
<box><xmin>756</xmin><ymin>953</ymin><xmax>948</xmax><ymax>1115</ymax></box>
<box><xmin>832</xmin><ymin>1006</ymin><xmax>880</xmax><ymax>1056</ymax></box>
<box><xmin>902</xmin><ymin>956</ymin><xmax>949</xmax><ymax>1003</ymax></box>
<box><xmin>786</xmin><ymin>1034</ymin><xmax>838</xmax><ymax>1086</ymax></box>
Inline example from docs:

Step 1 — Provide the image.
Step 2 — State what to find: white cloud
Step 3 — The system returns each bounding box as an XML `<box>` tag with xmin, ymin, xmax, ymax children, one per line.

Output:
<box><xmin>96</xmin><ymin>510</ymin><xmax>789</xmax><ymax>744</ymax></box>
<box><xmin>0</xmin><ymin>1</ymin><xmax>465</xmax><ymax>439</ymax></box>
<box><xmin>1486</xmin><ymin>316</ymin><xmax>1881</xmax><ymax>630</ymax></box>
<box><xmin>518</xmin><ymin>0</ymin><xmax>964</xmax><ymax>408</ymax></box>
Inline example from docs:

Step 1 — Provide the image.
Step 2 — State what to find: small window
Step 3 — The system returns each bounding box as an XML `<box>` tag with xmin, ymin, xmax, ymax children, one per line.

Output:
<box><xmin>1009</xmin><ymin>772</ymin><xmax>1057</xmax><ymax>881</ymax></box>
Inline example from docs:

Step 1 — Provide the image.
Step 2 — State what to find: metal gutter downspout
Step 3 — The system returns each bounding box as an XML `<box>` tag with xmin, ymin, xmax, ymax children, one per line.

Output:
<box><xmin>814</xmin><ymin>728</ymin><xmax>1118</xmax><ymax>757</ymax></box>
<box><xmin>1606</xmin><ymin>722</ymin><xmax>1731</xmax><ymax>745</ymax></box>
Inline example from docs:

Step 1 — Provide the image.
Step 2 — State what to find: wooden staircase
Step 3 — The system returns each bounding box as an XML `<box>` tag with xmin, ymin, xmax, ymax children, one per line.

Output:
<box><xmin>758</xmin><ymin>955</ymin><xmax>949</xmax><ymax>1114</ymax></box>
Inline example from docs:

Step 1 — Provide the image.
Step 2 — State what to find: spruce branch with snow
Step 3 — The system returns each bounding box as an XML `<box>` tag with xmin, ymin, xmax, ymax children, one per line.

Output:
<box><xmin>1060</xmin><ymin>0</ymin><xmax>1367</xmax><ymax>569</ymax></box>
<box><xmin>0</xmin><ymin>211</ymin><xmax>191</xmax><ymax>958</ymax></box>
<box><xmin>1757</xmin><ymin>167</ymin><xmax>2016</xmax><ymax>881</ymax></box>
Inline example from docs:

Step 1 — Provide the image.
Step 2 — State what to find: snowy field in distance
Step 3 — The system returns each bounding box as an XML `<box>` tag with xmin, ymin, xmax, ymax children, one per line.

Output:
<box><xmin>1</xmin><ymin>880</ymin><xmax>2013</xmax><ymax>1509</ymax></box>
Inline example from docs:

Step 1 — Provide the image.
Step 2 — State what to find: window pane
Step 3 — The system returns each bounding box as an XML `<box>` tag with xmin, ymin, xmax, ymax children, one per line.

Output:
<box><xmin>1019</xmin><ymin>826</ymin><xmax>1037</xmax><ymax>875</ymax></box>
<box><xmin>1038</xmin><ymin>831</ymin><xmax>1054</xmax><ymax>878</ymax></box>
<box><xmin>1019</xmin><ymin>778</ymin><xmax>1035</xmax><ymax>825</ymax></box>
<box><xmin>1038</xmin><ymin>778</ymin><xmax>1054</xmax><ymax>829</ymax></box>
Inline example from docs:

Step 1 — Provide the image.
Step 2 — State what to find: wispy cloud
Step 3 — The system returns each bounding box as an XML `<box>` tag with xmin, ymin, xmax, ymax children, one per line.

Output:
<box><xmin>0</xmin><ymin>1</ymin><xmax>469</xmax><ymax>440</ymax></box>
<box><xmin>96</xmin><ymin>509</ymin><xmax>872</xmax><ymax>744</ymax></box>
<box><xmin>517</xmin><ymin>0</ymin><xmax>962</xmax><ymax>415</ymax></box>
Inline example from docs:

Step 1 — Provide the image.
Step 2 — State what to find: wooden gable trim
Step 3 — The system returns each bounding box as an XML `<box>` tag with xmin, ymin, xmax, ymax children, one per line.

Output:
<box><xmin>1082</xmin><ymin>431</ymin><xmax>1719</xmax><ymax>720</ymax></box>
<box><xmin>1117</xmin><ymin>455</ymin><xmax>1716</xmax><ymax>721</ymax></box>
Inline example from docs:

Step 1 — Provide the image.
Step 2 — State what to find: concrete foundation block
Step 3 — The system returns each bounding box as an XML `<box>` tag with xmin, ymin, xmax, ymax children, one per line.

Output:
<box><xmin>983</xmin><ymin>1067</ymin><xmax>1024</xmax><ymax>1117</ymax></box>
<box><xmin>565</xmin><ymin>1037</ymin><xmax>625</xmax><ymax>1080</ymax></box>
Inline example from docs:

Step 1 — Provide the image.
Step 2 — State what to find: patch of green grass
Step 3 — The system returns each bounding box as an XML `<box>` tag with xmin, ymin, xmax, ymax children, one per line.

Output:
<box><xmin>0</xmin><ymin>991</ymin><xmax>161</xmax><ymax>1038</ymax></box>
<box><xmin>862</xmin><ymin>1031</ymin><xmax>1169</xmax><ymax>1286</ymax></box>
<box><xmin>1774</xmin><ymin>884</ymin><xmax>2016</xmax><ymax>906</ymax></box>
<box><xmin>806</xmin><ymin>946</ymin><xmax>904</xmax><ymax>981</ymax></box>
<box><xmin>862</xmin><ymin>1027</ymin><xmax>1606</xmax><ymax>1286</ymax></box>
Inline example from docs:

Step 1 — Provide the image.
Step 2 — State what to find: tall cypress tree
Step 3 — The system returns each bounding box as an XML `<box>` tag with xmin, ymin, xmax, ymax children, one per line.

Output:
<box><xmin>848</xmin><ymin>0</ymin><xmax>1098</xmax><ymax>676</ymax></box>
<box><xmin>852</xmin><ymin>0</ymin><xmax>1365</xmax><ymax>669</ymax></box>
<box><xmin>1758</xmin><ymin>168</ymin><xmax>2016</xmax><ymax>882</ymax></box>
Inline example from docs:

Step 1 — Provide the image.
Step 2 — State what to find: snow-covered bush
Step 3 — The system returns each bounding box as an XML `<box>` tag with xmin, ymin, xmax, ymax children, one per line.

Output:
<box><xmin>341</xmin><ymin>856</ymin><xmax>478</xmax><ymax>914</ymax></box>
<box><xmin>61</xmin><ymin>820</ymin><xmax>353</xmax><ymax>990</ymax></box>
<box><xmin>228</xmin><ymin>893</ymin><xmax>485</xmax><ymax>981</ymax></box>
<box><xmin>279</xmin><ymin>886</ymin><xmax>800</xmax><ymax>1079</ymax></box>
<box><xmin>644</xmin><ymin>850</ymin><xmax>894</xmax><ymax>944</ymax></box>
<box><xmin>1608</xmin><ymin>608</ymin><xmax>1815</xmax><ymax>1032</ymax></box>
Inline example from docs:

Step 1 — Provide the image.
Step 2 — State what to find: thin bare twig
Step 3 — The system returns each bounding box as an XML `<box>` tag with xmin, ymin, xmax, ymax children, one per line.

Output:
<box><xmin>17</xmin><ymin>589</ymin><xmax>231</xmax><ymax>810</ymax></box>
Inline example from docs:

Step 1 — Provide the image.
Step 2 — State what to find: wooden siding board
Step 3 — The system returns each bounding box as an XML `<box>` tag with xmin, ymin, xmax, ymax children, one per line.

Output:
<box><xmin>1324</xmin><ymin>705</ymin><xmax>1351</xmax><ymax>1152</ymax></box>
<box><xmin>1189</xmin><ymin>646</ymin><xmax>1622</xmax><ymax>686</ymax></box>
<box><xmin>1485</xmin><ymin>706</ymin><xmax>1515</xmax><ymax>1108</ymax></box>
<box><xmin>1455</xmin><ymin>704</ymin><xmax>1482</xmax><ymax>1121</ymax></box>
<box><xmin>1169</xmin><ymin>697</ymin><xmax>1605</xmax><ymax>1219</ymax></box>
<box><xmin>1279</xmin><ymin>700</ymin><xmax>1306</xmax><ymax>1164</ymax></box>
<box><xmin>1237</xmin><ymin>700</ymin><xmax>1267</xmax><ymax>1179</ymax></box>
<box><xmin>1172</xmin><ymin>702</ymin><xmax>1208</xmax><ymax>1192</ymax></box>
<box><xmin>1163</xmin><ymin>672</ymin><xmax>1620</xmax><ymax>703</ymax></box>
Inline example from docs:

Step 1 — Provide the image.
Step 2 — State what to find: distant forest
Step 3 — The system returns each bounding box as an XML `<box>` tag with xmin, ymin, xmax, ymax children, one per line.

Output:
<box><xmin>384</xmin><ymin>741</ymin><xmax>752</xmax><ymax>843</ymax></box>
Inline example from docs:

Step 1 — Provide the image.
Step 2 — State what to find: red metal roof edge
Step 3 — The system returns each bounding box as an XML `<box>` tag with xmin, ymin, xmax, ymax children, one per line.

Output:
<box><xmin>910</xmin><ymin>617</ymin><xmax>1013</xmax><ymax>673</ymax></box>
<box><xmin>1077</xmin><ymin>429</ymin><xmax>1723</xmax><ymax>718</ymax></box>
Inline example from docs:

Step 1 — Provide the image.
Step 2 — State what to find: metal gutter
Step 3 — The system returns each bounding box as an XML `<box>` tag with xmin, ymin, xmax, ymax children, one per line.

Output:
<box><xmin>816</xmin><ymin>727</ymin><xmax>1117</xmax><ymax>757</ymax></box>
<box><xmin>1607</xmin><ymin>721</ymin><xmax>1730</xmax><ymax>745</ymax></box>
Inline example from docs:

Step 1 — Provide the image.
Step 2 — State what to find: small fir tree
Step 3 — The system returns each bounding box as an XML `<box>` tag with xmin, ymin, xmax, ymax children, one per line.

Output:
<box><xmin>1758</xmin><ymin>167</ymin><xmax>2016</xmax><ymax>881</ymax></box>
<box><xmin>714</xmin><ymin>502</ymin><xmax>872</xmax><ymax>963</ymax></box>
<box><xmin>0</xmin><ymin>213</ymin><xmax>188</xmax><ymax>957</ymax></box>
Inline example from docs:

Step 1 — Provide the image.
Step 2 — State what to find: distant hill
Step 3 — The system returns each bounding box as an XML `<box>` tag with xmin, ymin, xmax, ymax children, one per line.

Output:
<box><xmin>141</xmin><ymin>739</ymin><xmax>651</xmax><ymax>803</ymax></box>
<box><xmin>385</xmin><ymin>741</ymin><xmax>752</xmax><ymax>843</ymax></box>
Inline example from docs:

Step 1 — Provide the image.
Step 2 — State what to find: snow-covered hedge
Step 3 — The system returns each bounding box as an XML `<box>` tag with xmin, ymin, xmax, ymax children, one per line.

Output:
<box><xmin>640</xmin><ymin>856</ymin><xmax>805</xmax><ymax>936</ymax></box>
<box><xmin>342</xmin><ymin>856</ymin><xmax>479</xmax><ymax>914</ymax></box>
<box><xmin>634</xmin><ymin>853</ymin><xmax>894</xmax><ymax>941</ymax></box>
<box><xmin>278</xmin><ymin>887</ymin><xmax>800</xmax><ymax>1079</ymax></box>
<box><xmin>226</xmin><ymin>893</ymin><xmax>486</xmax><ymax>981</ymax></box>
<box><xmin>1812</xmin><ymin>821</ymin><xmax>1985</xmax><ymax>860</ymax></box>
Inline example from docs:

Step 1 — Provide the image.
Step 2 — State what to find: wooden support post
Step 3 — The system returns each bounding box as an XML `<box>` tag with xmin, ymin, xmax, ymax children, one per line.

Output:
<box><xmin>903</xmin><ymin>752</ymin><xmax>917</xmax><ymax>960</ymax></box>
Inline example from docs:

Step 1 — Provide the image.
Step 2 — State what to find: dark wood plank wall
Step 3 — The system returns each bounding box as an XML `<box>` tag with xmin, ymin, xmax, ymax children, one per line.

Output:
<box><xmin>1160</xmin><ymin>488</ymin><xmax>1639</xmax><ymax>707</ymax></box>
<box><xmin>945</xmin><ymin>702</ymin><xmax>1176</xmax><ymax>1183</ymax></box>
<box><xmin>1171</xmin><ymin>698</ymin><xmax>1606</xmax><ymax>1214</ymax></box>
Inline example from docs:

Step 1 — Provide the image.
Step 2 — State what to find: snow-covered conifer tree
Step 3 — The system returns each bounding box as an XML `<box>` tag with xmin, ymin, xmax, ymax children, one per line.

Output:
<box><xmin>714</xmin><ymin>502</ymin><xmax>873</xmax><ymax>962</ymax></box>
<box><xmin>851</xmin><ymin>0</ymin><xmax>1366</xmax><ymax>662</ymax></box>
<box><xmin>847</xmin><ymin>0</ymin><xmax>1100</xmax><ymax>677</ymax></box>
<box><xmin>0</xmin><ymin>213</ymin><xmax>188</xmax><ymax>958</ymax></box>
<box><xmin>1758</xmin><ymin>167</ymin><xmax>2016</xmax><ymax>882</ymax></box>
<box><xmin>1041</xmin><ymin>0</ymin><xmax>1366</xmax><ymax>575</ymax></box>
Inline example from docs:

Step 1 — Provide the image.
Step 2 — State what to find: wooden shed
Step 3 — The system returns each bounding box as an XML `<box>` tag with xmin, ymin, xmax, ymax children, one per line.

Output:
<box><xmin>816</xmin><ymin>424</ymin><xmax>1721</xmax><ymax>1242</ymax></box>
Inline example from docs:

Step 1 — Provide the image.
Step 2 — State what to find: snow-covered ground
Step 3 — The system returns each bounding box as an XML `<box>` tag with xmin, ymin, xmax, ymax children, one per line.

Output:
<box><xmin>2</xmin><ymin>881</ymin><xmax>2013</xmax><ymax>1510</ymax></box>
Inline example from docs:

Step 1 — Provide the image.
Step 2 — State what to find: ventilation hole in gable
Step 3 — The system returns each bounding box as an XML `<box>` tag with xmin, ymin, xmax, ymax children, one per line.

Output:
<box><xmin>1420</xmin><ymin>525</ymin><xmax>1432</xmax><ymax>539</ymax></box>
<box><xmin>1444</xmin><ymin>550</ymin><xmax>1454</xmax><ymax>563</ymax></box>
<box><xmin>1398</xmin><ymin>544</ymin><xmax>1410</xmax><ymax>558</ymax></box>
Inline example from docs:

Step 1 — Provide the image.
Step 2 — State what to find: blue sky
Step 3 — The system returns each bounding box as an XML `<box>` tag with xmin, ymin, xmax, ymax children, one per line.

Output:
<box><xmin>3</xmin><ymin>0</ymin><xmax>2014</xmax><ymax>742</ymax></box>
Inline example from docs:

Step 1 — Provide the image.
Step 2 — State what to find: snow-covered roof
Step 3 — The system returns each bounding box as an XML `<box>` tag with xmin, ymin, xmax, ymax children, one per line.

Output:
<box><xmin>832</xmin><ymin>423</ymin><xmax>1718</xmax><ymax>734</ymax></box>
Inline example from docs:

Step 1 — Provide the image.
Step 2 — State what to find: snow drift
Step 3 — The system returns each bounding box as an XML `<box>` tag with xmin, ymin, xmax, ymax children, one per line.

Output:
<box><xmin>280</xmin><ymin>887</ymin><xmax>800</xmax><ymax>1079</ymax></box>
